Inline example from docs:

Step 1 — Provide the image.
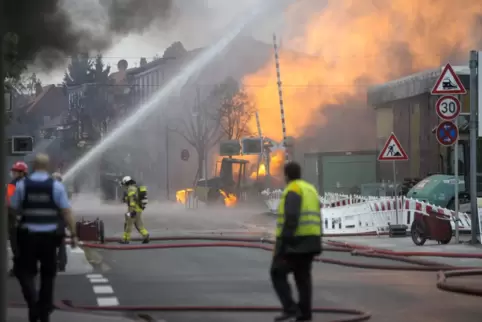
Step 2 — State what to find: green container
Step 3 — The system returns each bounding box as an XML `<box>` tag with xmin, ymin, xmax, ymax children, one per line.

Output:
<box><xmin>406</xmin><ymin>174</ymin><xmax>466</xmax><ymax>209</ymax></box>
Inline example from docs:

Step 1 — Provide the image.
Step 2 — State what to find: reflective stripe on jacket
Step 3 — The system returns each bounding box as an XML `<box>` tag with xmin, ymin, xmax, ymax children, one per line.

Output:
<box><xmin>276</xmin><ymin>179</ymin><xmax>321</xmax><ymax>237</ymax></box>
<box><xmin>20</xmin><ymin>177</ymin><xmax>61</xmax><ymax>227</ymax></box>
<box><xmin>126</xmin><ymin>185</ymin><xmax>143</xmax><ymax>213</ymax></box>
<box><xmin>6</xmin><ymin>178</ymin><xmax>21</xmax><ymax>206</ymax></box>
<box><xmin>6</xmin><ymin>184</ymin><xmax>16</xmax><ymax>205</ymax></box>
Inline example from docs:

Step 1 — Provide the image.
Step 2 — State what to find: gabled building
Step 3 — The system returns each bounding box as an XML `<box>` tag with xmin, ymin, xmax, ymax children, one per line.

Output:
<box><xmin>5</xmin><ymin>84</ymin><xmax>69</xmax><ymax>172</ymax></box>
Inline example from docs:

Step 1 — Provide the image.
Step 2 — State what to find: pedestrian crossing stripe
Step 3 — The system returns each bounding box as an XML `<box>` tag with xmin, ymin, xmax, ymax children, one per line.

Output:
<box><xmin>378</xmin><ymin>133</ymin><xmax>409</xmax><ymax>161</ymax></box>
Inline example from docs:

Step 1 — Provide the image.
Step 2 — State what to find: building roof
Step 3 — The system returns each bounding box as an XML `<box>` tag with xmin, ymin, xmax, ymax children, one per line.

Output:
<box><xmin>367</xmin><ymin>65</ymin><xmax>470</xmax><ymax>106</ymax></box>
<box><xmin>23</xmin><ymin>85</ymin><xmax>56</xmax><ymax>114</ymax></box>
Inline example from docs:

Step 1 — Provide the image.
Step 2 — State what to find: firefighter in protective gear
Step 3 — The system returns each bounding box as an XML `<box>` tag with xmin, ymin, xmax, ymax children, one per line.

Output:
<box><xmin>7</xmin><ymin>161</ymin><xmax>29</xmax><ymax>203</ymax></box>
<box><xmin>270</xmin><ymin>161</ymin><xmax>321</xmax><ymax>322</ymax></box>
<box><xmin>7</xmin><ymin>161</ymin><xmax>29</xmax><ymax>277</ymax></box>
<box><xmin>120</xmin><ymin>176</ymin><xmax>150</xmax><ymax>244</ymax></box>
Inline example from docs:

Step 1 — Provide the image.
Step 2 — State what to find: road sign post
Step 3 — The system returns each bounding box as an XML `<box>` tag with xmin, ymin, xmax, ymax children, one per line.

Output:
<box><xmin>471</xmin><ymin>51</ymin><xmax>480</xmax><ymax>242</ymax></box>
<box><xmin>454</xmin><ymin>115</ymin><xmax>460</xmax><ymax>243</ymax></box>
<box><xmin>181</xmin><ymin>149</ymin><xmax>190</xmax><ymax>161</ymax></box>
<box><xmin>432</xmin><ymin>63</ymin><xmax>467</xmax><ymax>243</ymax></box>
<box><xmin>378</xmin><ymin>133</ymin><xmax>409</xmax><ymax>225</ymax></box>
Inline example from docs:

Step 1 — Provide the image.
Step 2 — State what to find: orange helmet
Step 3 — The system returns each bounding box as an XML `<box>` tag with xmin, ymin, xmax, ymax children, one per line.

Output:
<box><xmin>11</xmin><ymin>161</ymin><xmax>28</xmax><ymax>173</ymax></box>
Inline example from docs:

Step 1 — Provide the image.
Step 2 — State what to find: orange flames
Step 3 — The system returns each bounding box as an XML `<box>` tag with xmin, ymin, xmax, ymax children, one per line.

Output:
<box><xmin>250</xmin><ymin>163</ymin><xmax>266</xmax><ymax>180</ymax></box>
<box><xmin>175</xmin><ymin>188</ymin><xmax>237</xmax><ymax>207</ymax></box>
<box><xmin>175</xmin><ymin>189</ymin><xmax>193</xmax><ymax>204</ymax></box>
<box><xmin>249</xmin><ymin>150</ymin><xmax>285</xmax><ymax>179</ymax></box>
<box><xmin>219</xmin><ymin>189</ymin><xmax>237</xmax><ymax>207</ymax></box>
<box><xmin>243</xmin><ymin>0</ymin><xmax>482</xmax><ymax>142</ymax></box>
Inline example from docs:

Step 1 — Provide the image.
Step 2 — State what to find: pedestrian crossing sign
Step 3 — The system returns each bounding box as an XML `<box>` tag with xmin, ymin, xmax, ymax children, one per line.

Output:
<box><xmin>378</xmin><ymin>133</ymin><xmax>409</xmax><ymax>161</ymax></box>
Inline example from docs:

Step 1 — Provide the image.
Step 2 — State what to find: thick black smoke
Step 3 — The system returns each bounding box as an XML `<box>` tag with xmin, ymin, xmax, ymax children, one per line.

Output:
<box><xmin>4</xmin><ymin>0</ymin><xmax>174</xmax><ymax>69</ymax></box>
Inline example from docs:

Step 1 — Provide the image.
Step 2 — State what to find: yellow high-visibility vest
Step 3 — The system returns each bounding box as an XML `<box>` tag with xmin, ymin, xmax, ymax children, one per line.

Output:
<box><xmin>276</xmin><ymin>179</ymin><xmax>321</xmax><ymax>237</ymax></box>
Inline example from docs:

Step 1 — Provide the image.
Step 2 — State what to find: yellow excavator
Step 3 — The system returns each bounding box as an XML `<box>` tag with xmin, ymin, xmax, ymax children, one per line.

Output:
<box><xmin>195</xmin><ymin>158</ymin><xmax>249</xmax><ymax>206</ymax></box>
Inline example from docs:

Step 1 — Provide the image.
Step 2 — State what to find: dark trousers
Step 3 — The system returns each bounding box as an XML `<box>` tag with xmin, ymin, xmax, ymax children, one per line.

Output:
<box><xmin>270</xmin><ymin>253</ymin><xmax>315</xmax><ymax>319</ymax></box>
<box><xmin>8</xmin><ymin>213</ymin><xmax>18</xmax><ymax>262</ymax></box>
<box><xmin>9</xmin><ymin>226</ymin><xmax>18</xmax><ymax>261</ymax></box>
<box><xmin>14</xmin><ymin>229</ymin><xmax>62</xmax><ymax>322</ymax></box>
<box><xmin>57</xmin><ymin>239</ymin><xmax>67</xmax><ymax>271</ymax></box>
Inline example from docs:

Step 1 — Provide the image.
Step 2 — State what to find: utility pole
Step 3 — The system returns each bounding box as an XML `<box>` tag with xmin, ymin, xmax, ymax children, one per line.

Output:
<box><xmin>0</xmin><ymin>6</ymin><xmax>8</xmax><ymax>320</ymax></box>
<box><xmin>165</xmin><ymin>121</ymin><xmax>170</xmax><ymax>200</ymax></box>
<box><xmin>273</xmin><ymin>34</ymin><xmax>289</xmax><ymax>162</ymax></box>
<box><xmin>469</xmin><ymin>50</ymin><xmax>479</xmax><ymax>243</ymax></box>
<box><xmin>195</xmin><ymin>85</ymin><xmax>208</xmax><ymax>189</ymax></box>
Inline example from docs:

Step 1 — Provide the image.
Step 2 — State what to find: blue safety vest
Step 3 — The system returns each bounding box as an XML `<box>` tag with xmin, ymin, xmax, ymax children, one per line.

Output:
<box><xmin>20</xmin><ymin>178</ymin><xmax>61</xmax><ymax>227</ymax></box>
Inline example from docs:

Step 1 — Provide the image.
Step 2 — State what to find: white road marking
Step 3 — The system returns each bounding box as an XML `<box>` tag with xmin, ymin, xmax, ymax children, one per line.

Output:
<box><xmin>86</xmin><ymin>274</ymin><xmax>104</xmax><ymax>279</ymax></box>
<box><xmin>86</xmin><ymin>274</ymin><xmax>119</xmax><ymax>306</ymax></box>
<box><xmin>89</xmin><ymin>278</ymin><xmax>109</xmax><ymax>283</ymax></box>
<box><xmin>69</xmin><ymin>246</ymin><xmax>85</xmax><ymax>254</ymax></box>
<box><xmin>93</xmin><ymin>285</ymin><xmax>114</xmax><ymax>294</ymax></box>
<box><xmin>96</xmin><ymin>297</ymin><xmax>120</xmax><ymax>307</ymax></box>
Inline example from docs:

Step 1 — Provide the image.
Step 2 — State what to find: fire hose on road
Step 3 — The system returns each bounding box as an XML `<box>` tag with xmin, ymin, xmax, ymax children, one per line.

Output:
<box><xmin>12</xmin><ymin>235</ymin><xmax>482</xmax><ymax>322</ymax></box>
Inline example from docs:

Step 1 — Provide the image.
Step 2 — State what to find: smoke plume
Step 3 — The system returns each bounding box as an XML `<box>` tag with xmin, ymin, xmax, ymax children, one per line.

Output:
<box><xmin>4</xmin><ymin>0</ymin><xmax>174</xmax><ymax>69</ymax></box>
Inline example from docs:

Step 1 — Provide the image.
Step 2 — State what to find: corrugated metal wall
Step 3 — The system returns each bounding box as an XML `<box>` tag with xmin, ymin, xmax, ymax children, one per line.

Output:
<box><xmin>321</xmin><ymin>154</ymin><xmax>377</xmax><ymax>194</ymax></box>
<box><xmin>303</xmin><ymin>153</ymin><xmax>320</xmax><ymax>191</ymax></box>
<box><xmin>303</xmin><ymin>152</ymin><xmax>377</xmax><ymax>194</ymax></box>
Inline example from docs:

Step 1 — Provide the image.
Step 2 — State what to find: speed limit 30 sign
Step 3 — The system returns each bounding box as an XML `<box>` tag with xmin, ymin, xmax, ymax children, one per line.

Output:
<box><xmin>435</xmin><ymin>95</ymin><xmax>461</xmax><ymax>120</ymax></box>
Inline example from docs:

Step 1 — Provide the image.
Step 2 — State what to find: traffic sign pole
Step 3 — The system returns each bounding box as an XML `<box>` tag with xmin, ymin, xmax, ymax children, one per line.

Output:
<box><xmin>469</xmin><ymin>51</ymin><xmax>479</xmax><ymax>243</ymax></box>
<box><xmin>378</xmin><ymin>133</ymin><xmax>408</xmax><ymax>225</ymax></box>
<box><xmin>432</xmin><ymin>63</ymin><xmax>468</xmax><ymax>243</ymax></box>
<box><xmin>392</xmin><ymin>160</ymin><xmax>399</xmax><ymax>224</ymax></box>
<box><xmin>454</xmin><ymin>113</ymin><xmax>460</xmax><ymax>243</ymax></box>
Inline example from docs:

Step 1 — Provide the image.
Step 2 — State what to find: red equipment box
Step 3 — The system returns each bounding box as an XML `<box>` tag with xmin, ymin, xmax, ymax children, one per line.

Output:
<box><xmin>76</xmin><ymin>218</ymin><xmax>105</xmax><ymax>243</ymax></box>
<box><xmin>411</xmin><ymin>208</ymin><xmax>452</xmax><ymax>246</ymax></box>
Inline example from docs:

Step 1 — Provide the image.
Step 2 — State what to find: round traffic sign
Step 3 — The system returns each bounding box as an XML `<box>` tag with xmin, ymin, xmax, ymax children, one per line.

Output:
<box><xmin>436</xmin><ymin>121</ymin><xmax>459</xmax><ymax>146</ymax></box>
<box><xmin>181</xmin><ymin>149</ymin><xmax>190</xmax><ymax>161</ymax></box>
<box><xmin>435</xmin><ymin>95</ymin><xmax>461</xmax><ymax>120</ymax></box>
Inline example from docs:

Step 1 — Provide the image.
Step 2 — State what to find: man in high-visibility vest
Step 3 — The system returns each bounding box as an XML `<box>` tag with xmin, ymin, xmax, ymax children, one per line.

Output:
<box><xmin>270</xmin><ymin>161</ymin><xmax>322</xmax><ymax>322</ymax></box>
<box><xmin>6</xmin><ymin>161</ymin><xmax>29</xmax><ymax>276</ymax></box>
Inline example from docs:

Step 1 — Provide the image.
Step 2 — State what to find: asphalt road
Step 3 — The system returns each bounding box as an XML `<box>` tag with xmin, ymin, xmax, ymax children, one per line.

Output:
<box><xmin>7</xmin><ymin>273</ymin><xmax>98</xmax><ymax>307</ymax></box>
<box><xmin>64</xmin><ymin>198</ymin><xmax>482</xmax><ymax>322</ymax></box>
<box><xmin>90</xmin><ymin>240</ymin><xmax>482</xmax><ymax>322</ymax></box>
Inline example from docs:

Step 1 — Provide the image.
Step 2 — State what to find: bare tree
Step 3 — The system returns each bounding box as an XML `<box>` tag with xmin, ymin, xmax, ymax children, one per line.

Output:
<box><xmin>173</xmin><ymin>85</ymin><xmax>224</xmax><ymax>184</ymax></box>
<box><xmin>173</xmin><ymin>78</ymin><xmax>257</xmax><ymax>184</ymax></box>
<box><xmin>213</xmin><ymin>77</ymin><xmax>256</xmax><ymax>140</ymax></box>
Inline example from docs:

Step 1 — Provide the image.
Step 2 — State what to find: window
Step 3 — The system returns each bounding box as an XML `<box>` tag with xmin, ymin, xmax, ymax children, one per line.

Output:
<box><xmin>11</xmin><ymin>136</ymin><xmax>34</xmax><ymax>154</ymax></box>
<box><xmin>219</xmin><ymin>140</ymin><xmax>241</xmax><ymax>156</ymax></box>
<box><xmin>241</xmin><ymin>138</ymin><xmax>263</xmax><ymax>155</ymax></box>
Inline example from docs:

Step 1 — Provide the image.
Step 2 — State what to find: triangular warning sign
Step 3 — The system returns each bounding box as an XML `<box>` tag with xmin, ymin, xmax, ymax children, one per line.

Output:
<box><xmin>431</xmin><ymin>64</ymin><xmax>467</xmax><ymax>95</ymax></box>
<box><xmin>378</xmin><ymin>133</ymin><xmax>408</xmax><ymax>161</ymax></box>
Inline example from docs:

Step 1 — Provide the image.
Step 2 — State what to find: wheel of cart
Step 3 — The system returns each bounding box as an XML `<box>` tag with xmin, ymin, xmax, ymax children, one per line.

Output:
<box><xmin>411</xmin><ymin>216</ymin><xmax>427</xmax><ymax>246</ymax></box>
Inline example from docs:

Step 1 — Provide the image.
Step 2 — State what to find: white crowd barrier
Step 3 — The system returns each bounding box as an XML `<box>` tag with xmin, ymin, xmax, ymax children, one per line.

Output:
<box><xmin>261</xmin><ymin>189</ymin><xmax>472</xmax><ymax>236</ymax></box>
